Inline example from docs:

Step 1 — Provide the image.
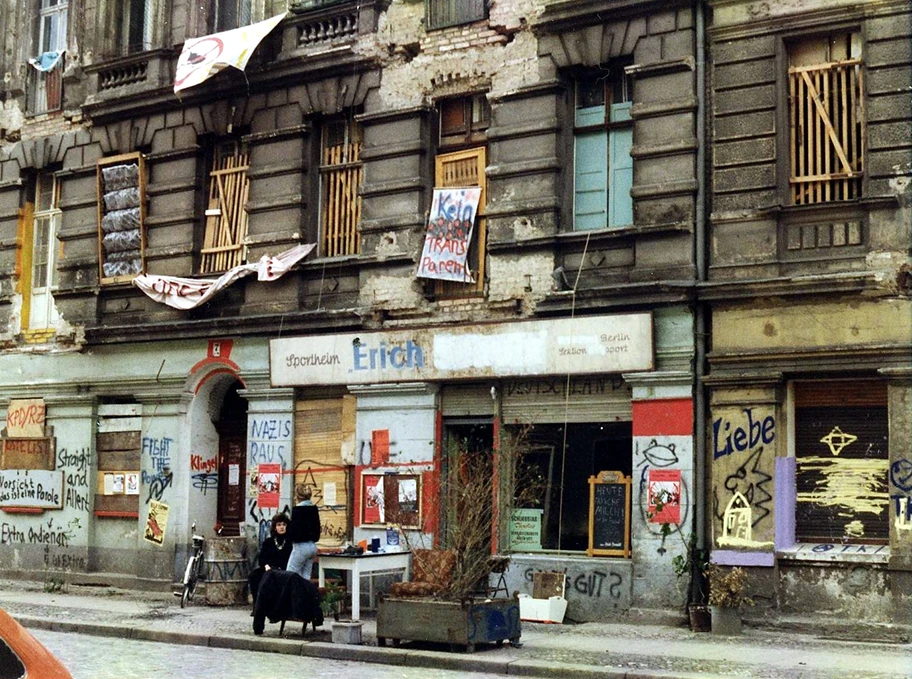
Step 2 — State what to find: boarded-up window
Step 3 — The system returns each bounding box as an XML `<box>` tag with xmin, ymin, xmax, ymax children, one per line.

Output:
<box><xmin>788</xmin><ymin>32</ymin><xmax>864</xmax><ymax>205</ymax></box>
<box><xmin>433</xmin><ymin>147</ymin><xmax>486</xmax><ymax>298</ymax></box>
<box><xmin>201</xmin><ymin>141</ymin><xmax>250</xmax><ymax>273</ymax></box>
<box><xmin>320</xmin><ymin>117</ymin><xmax>362</xmax><ymax>257</ymax></box>
<box><xmin>426</xmin><ymin>0</ymin><xmax>485</xmax><ymax>30</ymax></box>
<box><xmin>294</xmin><ymin>396</ymin><xmax>355</xmax><ymax>548</ymax></box>
<box><xmin>97</xmin><ymin>153</ymin><xmax>146</xmax><ymax>284</ymax></box>
<box><xmin>573</xmin><ymin>64</ymin><xmax>633</xmax><ymax>231</ymax></box>
<box><xmin>95</xmin><ymin>404</ymin><xmax>142</xmax><ymax>517</ymax></box>
<box><xmin>795</xmin><ymin>381</ymin><xmax>888</xmax><ymax>543</ymax></box>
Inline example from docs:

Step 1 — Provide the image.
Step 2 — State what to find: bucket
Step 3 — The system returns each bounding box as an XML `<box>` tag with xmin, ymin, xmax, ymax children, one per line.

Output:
<box><xmin>204</xmin><ymin>537</ymin><xmax>249</xmax><ymax>605</ymax></box>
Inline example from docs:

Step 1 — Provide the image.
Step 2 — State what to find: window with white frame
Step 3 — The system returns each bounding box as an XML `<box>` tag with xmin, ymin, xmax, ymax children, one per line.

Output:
<box><xmin>38</xmin><ymin>0</ymin><xmax>68</xmax><ymax>53</ymax></box>
<box><xmin>26</xmin><ymin>172</ymin><xmax>61</xmax><ymax>330</ymax></box>
<box><xmin>573</xmin><ymin>63</ymin><xmax>634</xmax><ymax>231</ymax></box>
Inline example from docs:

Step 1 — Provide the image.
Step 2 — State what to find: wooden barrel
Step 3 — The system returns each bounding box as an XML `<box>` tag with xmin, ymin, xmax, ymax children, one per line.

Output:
<box><xmin>204</xmin><ymin>537</ymin><xmax>249</xmax><ymax>605</ymax></box>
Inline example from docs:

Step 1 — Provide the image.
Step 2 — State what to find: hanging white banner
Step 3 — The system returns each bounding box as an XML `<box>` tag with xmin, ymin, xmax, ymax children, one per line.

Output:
<box><xmin>174</xmin><ymin>13</ymin><xmax>285</xmax><ymax>93</ymax></box>
<box><xmin>133</xmin><ymin>243</ymin><xmax>315</xmax><ymax>310</ymax></box>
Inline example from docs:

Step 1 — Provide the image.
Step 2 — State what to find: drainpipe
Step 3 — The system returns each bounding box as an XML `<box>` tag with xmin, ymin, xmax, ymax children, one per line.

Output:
<box><xmin>692</xmin><ymin>0</ymin><xmax>709</xmax><ymax>606</ymax></box>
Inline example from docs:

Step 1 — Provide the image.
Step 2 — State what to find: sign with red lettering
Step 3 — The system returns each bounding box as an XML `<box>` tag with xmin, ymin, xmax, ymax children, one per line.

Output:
<box><xmin>416</xmin><ymin>187</ymin><xmax>481</xmax><ymax>283</ymax></box>
<box><xmin>6</xmin><ymin>399</ymin><xmax>46</xmax><ymax>438</ymax></box>
<box><xmin>1</xmin><ymin>438</ymin><xmax>54</xmax><ymax>470</ymax></box>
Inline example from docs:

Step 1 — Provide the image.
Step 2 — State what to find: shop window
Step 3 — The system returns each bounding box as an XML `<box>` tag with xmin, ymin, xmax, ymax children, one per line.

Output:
<box><xmin>95</xmin><ymin>404</ymin><xmax>142</xmax><ymax>518</ymax></box>
<box><xmin>96</xmin><ymin>153</ymin><xmax>146</xmax><ymax>283</ymax></box>
<box><xmin>27</xmin><ymin>0</ymin><xmax>67</xmax><ymax>115</ymax></box>
<box><xmin>21</xmin><ymin>172</ymin><xmax>61</xmax><ymax>332</ymax></box>
<box><xmin>432</xmin><ymin>94</ymin><xmax>488</xmax><ymax>298</ymax></box>
<box><xmin>320</xmin><ymin>116</ymin><xmax>362</xmax><ymax>257</ymax></box>
<box><xmin>200</xmin><ymin>140</ymin><xmax>250</xmax><ymax>274</ymax></box>
<box><xmin>509</xmin><ymin>422</ymin><xmax>632</xmax><ymax>552</ymax></box>
<box><xmin>213</xmin><ymin>0</ymin><xmax>252</xmax><ymax>31</ymax></box>
<box><xmin>788</xmin><ymin>32</ymin><xmax>864</xmax><ymax>205</ymax></box>
<box><xmin>426</xmin><ymin>0</ymin><xmax>486</xmax><ymax>31</ymax></box>
<box><xmin>573</xmin><ymin>63</ymin><xmax>633</xmax><ymax>231</ymax></box>
<box><xmin>794</xmin><ymin>380</ymin><xmax>888</xmax><ymax>543</ymax></box>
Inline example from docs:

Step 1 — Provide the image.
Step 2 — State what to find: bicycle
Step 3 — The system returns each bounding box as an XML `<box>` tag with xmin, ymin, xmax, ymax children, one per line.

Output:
<box><xmin>180</xmin><ymin>523</ymin><xmax>206</xmax><ymax>608</ymax></box>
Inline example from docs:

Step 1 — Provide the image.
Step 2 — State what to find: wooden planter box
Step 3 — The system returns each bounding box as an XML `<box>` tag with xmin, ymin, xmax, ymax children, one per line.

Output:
<box><xmin>376</xmin><ymin>595</ymin><xmax>521</xmax><ymax>652</ymax></box>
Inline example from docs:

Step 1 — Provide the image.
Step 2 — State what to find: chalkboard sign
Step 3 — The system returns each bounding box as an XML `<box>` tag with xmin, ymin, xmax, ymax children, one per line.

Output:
<box><xmin>587</xmin><ymin>470</ymin><xmax>631</xmax><ymax>557</ymax></box>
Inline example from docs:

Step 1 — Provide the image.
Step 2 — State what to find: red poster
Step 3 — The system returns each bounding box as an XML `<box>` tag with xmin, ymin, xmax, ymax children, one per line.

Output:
<box><xmin>371</xmin><ymin>429</ymin><xmax>390</xmax><ymax>465</ymax></box>
<box><xmin>647</xmin><ymin>469</ymin><xmax>681</xmax><ymax>524</ymax></box>
<box><xmin>257</xmin><ymin>463</ymin><xmax>281</xmax><ymax>509</ymax></box>
<box><xmin>362</xmin><ymin>474</ymin><xmax>384</xmax><ymax>525</ymax></box>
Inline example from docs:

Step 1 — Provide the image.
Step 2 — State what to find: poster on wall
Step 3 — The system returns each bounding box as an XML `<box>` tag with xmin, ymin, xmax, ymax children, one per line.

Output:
<box><xmin>362</xmin><ymin>474</ymin><xmax>385</xmax><ymax>525</ymax></box>
<box><xmin>144</xmin><ymin>500</ymin><xmax>170</xmax><ymax>545</ymax></box>
<box><xmin>257</xmin><ymin>463</ymin><xmax>281</xmax><ymax>509</ymax></box>
<box><xmin>647</xmin><ymin>469</ymin><xmax>682</xmax><ymax>524</ymax></box>
<box><xmin>126</xmin><ymin>473</ymin><xmax>140</xmax><ymax>495</ymax></box>
<box><xmin>416</xmin><ymin>187</ymin><xmax>482</xmax><ymax>283</ymax></box>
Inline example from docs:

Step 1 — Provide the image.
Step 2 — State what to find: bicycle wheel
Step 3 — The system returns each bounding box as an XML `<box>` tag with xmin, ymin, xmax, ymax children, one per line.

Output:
<box><xmin>180</xmin><ymin>556</ymin><xmax>197</xmax><ymax>608</ymax></box>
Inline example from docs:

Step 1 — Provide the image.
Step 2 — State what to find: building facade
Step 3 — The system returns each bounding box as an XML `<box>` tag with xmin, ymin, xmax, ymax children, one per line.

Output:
<box><xmin>1</xmin><ymin>0</ymin><xmax>905</xmax><ymax>625</ymax></box>
<box><xmin>705</xmin><ymin>0</ymin><xmax>912</xmax><ymax>624</ymax></box>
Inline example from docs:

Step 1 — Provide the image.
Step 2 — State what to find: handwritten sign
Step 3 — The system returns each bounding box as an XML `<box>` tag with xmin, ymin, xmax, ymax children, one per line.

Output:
<box><xmin>6</xmin><ymin>399</ymin><xmax>46</xmax><ymax>438</ymax></box>
<box><xmin>587</xmin><ymin>471</ymin><xmax>631</xmax><ymax>557</ymax></box>
<box><xmin>0</xmin><ymin>469</ymin><xmax>64</xmax><ymax>509</ymax></box>
<box><xmin>1</xmin><ymin>438</ymin><xmax>54</xmax><ymax>470</ymax></box>
<box><xmin>510</xmin><ymin>508</ymin><xmax>543</xmax><ymax>550</ymax></box>
<box><xmin>416</xmin><ymin>187</ymin><xmax>481</xmax><ymax>282</ymax></box>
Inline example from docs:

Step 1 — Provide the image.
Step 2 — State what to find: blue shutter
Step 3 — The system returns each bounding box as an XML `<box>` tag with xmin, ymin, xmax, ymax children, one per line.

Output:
<box><xmin>573</xmin><ymin>104</ymin><xmax>608</xmax><ymax>231</ymax></box>
<box><xmin>608</xmin><ymin>102</ymin><xmax>633</xmax><ymax>228</ymax></box>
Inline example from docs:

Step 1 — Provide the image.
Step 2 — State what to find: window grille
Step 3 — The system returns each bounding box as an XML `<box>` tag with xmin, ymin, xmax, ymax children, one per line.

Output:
<box><xmin>201</xmin><ymin>142</ymin><xmax>250</xmax><ymax>273</ymax></box>
<box><xmin>320</xmin><ymin>118</ymin><xmax>362</xmax><ymax>257</ymax></box>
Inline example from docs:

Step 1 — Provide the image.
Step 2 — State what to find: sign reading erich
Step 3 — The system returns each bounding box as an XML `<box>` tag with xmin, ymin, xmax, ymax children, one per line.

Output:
<box><xmin>270</xmin><ymin>313</ymin><xmax>653</xmax><ymax>387</ymax></box>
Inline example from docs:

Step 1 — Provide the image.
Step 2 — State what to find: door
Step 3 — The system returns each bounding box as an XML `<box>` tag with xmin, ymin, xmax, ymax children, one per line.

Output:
<box><xmin>216</xmin><ymin>383</ymin><xmax>247</xmax><ymax>534</ymax></box>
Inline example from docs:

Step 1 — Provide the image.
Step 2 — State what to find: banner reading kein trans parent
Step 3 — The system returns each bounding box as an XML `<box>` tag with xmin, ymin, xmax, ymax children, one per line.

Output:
<box><xmin>416</xmin><ymin>187</ymin><xmax>481</xmax><ymax>282</ymax></box>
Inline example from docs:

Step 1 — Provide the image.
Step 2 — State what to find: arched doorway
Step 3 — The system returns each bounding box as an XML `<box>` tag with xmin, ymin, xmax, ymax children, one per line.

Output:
<box><xmin>216</xmin><ymin>381</ymin><xmax>247</xmax><ymax>536</ymax></box>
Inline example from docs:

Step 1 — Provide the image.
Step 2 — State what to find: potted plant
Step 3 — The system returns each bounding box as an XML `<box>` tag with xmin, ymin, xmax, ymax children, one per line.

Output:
<box><xmin>650</xmin><ymin>490</ymin><xmax>710</xmax><ymax>632</ymax></box>
<box><xmin>320</xmin><ymin>581</ymin><xmax>346</xmax><ymax>621</ymax></box>
<box><xmin>376</xmin><ymin>430</ymin><xmax>535</xmax><ymax>652</ymax></box>
<box><xmin>707</xmin><ymin>564</ymin><xmax>752</xmax><ymax>635</ymax></box>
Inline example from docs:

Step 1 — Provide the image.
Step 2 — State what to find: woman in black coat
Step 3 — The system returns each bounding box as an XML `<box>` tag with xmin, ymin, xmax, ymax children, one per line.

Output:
<box><xmin>248</xmin><ymin>512</ymin><xmax>292</xmax><ymax>609</ymax></box>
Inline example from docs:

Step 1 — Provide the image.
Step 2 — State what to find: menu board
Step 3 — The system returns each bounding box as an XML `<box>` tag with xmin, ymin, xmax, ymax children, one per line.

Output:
<box><xmin>587</xmin><ymin>471</ymin><xmax>631</xmax><ymax>557</ymax></box>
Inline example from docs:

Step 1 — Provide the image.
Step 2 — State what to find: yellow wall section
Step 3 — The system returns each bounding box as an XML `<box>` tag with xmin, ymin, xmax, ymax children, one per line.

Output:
<box><xmin>713</xmin><ymin>299</ymin><xmax>912</xmax><ymax>353</ymax></box>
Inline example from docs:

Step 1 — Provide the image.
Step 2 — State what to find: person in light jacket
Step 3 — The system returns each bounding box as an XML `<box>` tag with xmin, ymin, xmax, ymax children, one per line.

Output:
<box><xmin>287</xmin><ymin>485</ymin><xmax>321</xmax><ymax>580</ymax></box>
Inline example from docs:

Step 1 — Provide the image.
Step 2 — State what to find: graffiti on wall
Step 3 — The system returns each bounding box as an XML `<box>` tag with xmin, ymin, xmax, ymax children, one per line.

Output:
<box><xmin>890</xmin><ymin>459</ymin><xmax>912</xmax><ymax>532</ymax></box>
<box><xmin>1</xmin><ymin>516</ymin><xmax>80</xmax><ymax>547</ymax></box>
<box><xmin>521</xmin><ymin>565</ymin><xmax>625</xmax><ymax>600</ymax></box>
<box><xmin>57</xmin><ymin>447</ymin><xmax>92</xmax><ymax>512</ymax></box>
<box><xmin>634</xmin><ymin>437</ymin><xmax>690</xmax><ymax>539</ymax></box>
<box><xmin>712</xmin><ymin>408</ymin><xmax>774</xmax><ymax>549</ymax></box>
<box><xmin>142</xmin><ymin>436</ymin><xmax>173</xmax><ymax>504</ymax></box>
<box><xmin>248</xmin><ymin>417</ymin><xmax>292</xmax><ymax>467</ymax></box>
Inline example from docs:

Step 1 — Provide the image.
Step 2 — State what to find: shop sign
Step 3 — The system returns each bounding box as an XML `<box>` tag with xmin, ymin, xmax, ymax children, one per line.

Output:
<box><xmin>270</xmin><ymin>313</ymin><xmax>653</xmax><ymax>386</ymax></box>
<box><xmin>510</xmin><ymin>508</ymin><xmax>543</xmax><ymax>550</ymax></box>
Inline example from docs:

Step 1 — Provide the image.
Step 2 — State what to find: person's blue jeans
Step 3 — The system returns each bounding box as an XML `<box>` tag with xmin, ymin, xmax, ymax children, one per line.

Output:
<box><xmin>287</xmin><ymin>541</ymin><xmax>317</xmax><ymax>579</ymax></box>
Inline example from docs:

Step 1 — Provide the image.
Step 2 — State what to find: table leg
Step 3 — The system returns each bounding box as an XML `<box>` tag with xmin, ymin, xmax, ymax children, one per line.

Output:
<box><xmin>351</xmin><ymin>565</ymin><xmax>361</xmax><ymax>621</ymax></box>
<box><xmin>318</xmin><ymin>563</ymin><xmax>325</xmax><ymax>589</ymax></box>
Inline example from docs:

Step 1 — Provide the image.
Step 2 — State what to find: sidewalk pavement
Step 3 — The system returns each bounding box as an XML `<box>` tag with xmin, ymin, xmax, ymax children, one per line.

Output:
<box><xmin>0</xmin><ymin>580</ymin><xmax>909</xmax><ymax>679</ymax></box>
